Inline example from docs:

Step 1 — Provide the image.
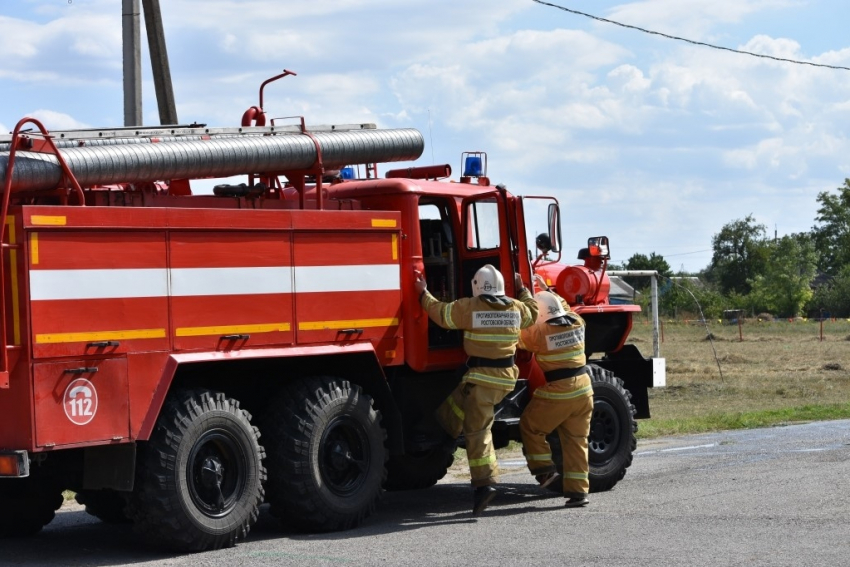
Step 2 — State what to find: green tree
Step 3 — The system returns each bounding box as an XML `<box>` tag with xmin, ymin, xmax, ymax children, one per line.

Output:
<box><xmin>811</xmin><ymin>179</ymin><xmax>850</xmax><ymax>275</ymax></box>
<box><xmin>748</xmin><ymin>234</ymin><xmax>817</xmax><ymax>317</ymax></box>
<box><xmin>705</xmin><ymin>215</ymin><xmax>770</xmax><ymax>295</ymax></box>
<box><xmin>621</xmin><ymin>252</ymin><xmax>672</xmax><ymax>291</ymax></box>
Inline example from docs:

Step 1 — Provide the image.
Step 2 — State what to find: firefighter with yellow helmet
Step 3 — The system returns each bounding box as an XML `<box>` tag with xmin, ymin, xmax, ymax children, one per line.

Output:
<box><xmin>414</xmin><ymin>264</ymin><xmax>537</xmax><ymax>515</ymax></box>
<box><xmin>519</xmin><ymin>274</ymin><xmax>594</xmax><ymax>508</ymax></box>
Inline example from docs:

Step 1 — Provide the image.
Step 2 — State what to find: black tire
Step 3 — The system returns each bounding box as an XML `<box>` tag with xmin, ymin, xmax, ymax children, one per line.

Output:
<box><xmin>127</xmin><ymin>389</ymin><xmax>266</xmax><ymax>552</ymax></box>
<box><xmin>75</xmin><ymin>490</ymin><xmax>131</xmax><ymax>524</ymax></box>
<box><xmin>0</xmin><ymin>477</ymin><xmax>63</xmax><ymax>537</ymax></box>
<box><xmin>262</xmin><ymin>376</ymin><xmax>386</xmax><ymax>532</ymax></box>
<box><xmin>546</xmin><ymin>365</ymin><xmax>637</xmax><ymax>493</ymax></box>
<box><xmin>384</xmin><ymin>442</ymin><xmax>455</xmax><ymax>491</ymax></box>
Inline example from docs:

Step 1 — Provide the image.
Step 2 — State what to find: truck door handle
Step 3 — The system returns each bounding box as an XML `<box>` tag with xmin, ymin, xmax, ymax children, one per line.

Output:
<box><xmin>339</xmin><ymin>329</ymin><xmax>363</xmax><ymax>334</ymax></box>
<box><xmin>87</xmin><ymin>341</ymin><xmax>119</xmax><ymax>348</ymax></box>
<box><xmin>64</xmin><ymin>367</ymin><xmax>99</xmax><ymax>374</ymax></box>
<box><xmin>221</xmin><ymin>334</ymin><xmax>250</xmax><ymax>340</ymax></box>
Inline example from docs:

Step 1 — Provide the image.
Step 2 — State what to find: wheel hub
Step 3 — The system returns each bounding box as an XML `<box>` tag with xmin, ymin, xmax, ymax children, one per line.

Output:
<box><xmin>200</xmin><ymin>457</ymin><xmax>224</xmax><ymax>489</ymax></box>
<box><xmin>588</xmin><ymin>400</ymin><xmax>621</xmax><ymax>463</ymax></box>
<box><xmin>319</xmin><ymin>416</ymin><xmax>370</xmax><ymax>497</ymax></box>
<box><xmin>187</xmin><ymin>429</ymin><xmax>247</xmax><ymax>518</ymax></box>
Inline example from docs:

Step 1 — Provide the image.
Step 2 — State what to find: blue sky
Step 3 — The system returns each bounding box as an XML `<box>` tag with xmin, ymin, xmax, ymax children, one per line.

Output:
<box><xmin>2</xmin><ymin>0</ymin><xmax>850</xmax><ymax>273</ymax></box>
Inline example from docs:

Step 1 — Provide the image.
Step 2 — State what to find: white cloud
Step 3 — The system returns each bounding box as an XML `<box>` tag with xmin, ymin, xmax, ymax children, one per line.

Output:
<box><xmin>606</xmin><ymin>0</ymin><xmax>799</xmax><ymax>39</ymax></box>
<box><xmin>3</xmin><ymin>0</ymin><xmax>850</xmax><ymax>273</ymax></box>
<box><xmin>26</xmin><ymin>110</ymin><xmax>90</xmax><ymax>130</ymax></box>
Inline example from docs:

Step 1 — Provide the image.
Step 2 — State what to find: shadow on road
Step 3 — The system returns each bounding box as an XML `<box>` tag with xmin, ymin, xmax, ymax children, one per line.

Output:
<box><xmin>2</xmin><ymin>481</ymin><xmax>560</xmax><ymax>565</ymax></box>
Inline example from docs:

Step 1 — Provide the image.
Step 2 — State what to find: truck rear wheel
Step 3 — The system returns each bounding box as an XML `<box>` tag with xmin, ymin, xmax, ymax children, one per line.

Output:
<box><xmin>384</xmin><ymin>441</ymin><xmax>455</xmax><ymax>491</ymax></box>
<box><xmin>546</xmin><ymin>365</ymin><xmax>637</xmax><ymax>493</ymax></box>
<box><xmin>127</xmin><ymin>389</ymin><xmax>266</xmax><ymax>552</ymax></box>
<box><xmin>262</xmin><ymin>376</ymin><xmax>386</xmax><ymax>532</ymax></box>
<box><xmin>75</xmin><ymin>489</ymin><xmax>131</xmax><ymax>524</ymax></box>
<box><xmin>0</xmin><ymin>477</ymin><xmax>63</xmax><ymax>537</ymax></box>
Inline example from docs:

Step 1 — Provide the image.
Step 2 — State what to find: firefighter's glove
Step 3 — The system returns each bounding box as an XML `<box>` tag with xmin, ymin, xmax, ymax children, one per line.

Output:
<box><xmin>514</xmin><ymin>273</ymin><xmax>526</xmax><ymax>293</ymax></box>
<box><xmin>414</xmin><ymin>270</ymin><xmax>428</xmax><ymax>299</ymax></box>
<box><xmin>533</xmin><ymin>274</ymin><xmax>549</xmax><ymax>291</ymax></box>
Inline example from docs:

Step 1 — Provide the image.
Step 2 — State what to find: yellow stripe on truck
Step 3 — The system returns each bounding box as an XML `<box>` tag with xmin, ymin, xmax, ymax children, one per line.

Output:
<box><xmin>175</xmin><ymin>322</ymin><xmax>291</xmax><ymax>337</ymax></box>
<box><xmin>36</xmin><ymin>328</ymin><xmax>167</xmax><ymax>344</ymax></box>
<box><xmin>30</xmin><ymin>215</ymin><xmax>67</xmax><ymax>226</ymax></box>
<box><xmin>299</xmin><ymin>318</ymin><xmax>399</xmax><ymax>331</ymax></box>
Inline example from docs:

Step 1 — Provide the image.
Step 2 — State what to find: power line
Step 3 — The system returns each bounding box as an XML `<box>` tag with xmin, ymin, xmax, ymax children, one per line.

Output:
<box><xmin>663</xmin><ymin>248</ymin><xmax>713</xmax><ymax>258</ymax></box>
<box><xmin>531</xmin><ymin>0</ymin><xmax>850</xmax><ymax>72</ymax></box>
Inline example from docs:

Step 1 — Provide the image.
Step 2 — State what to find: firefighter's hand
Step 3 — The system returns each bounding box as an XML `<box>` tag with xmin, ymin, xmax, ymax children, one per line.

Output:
<box><xmin>514</xmin><ymin>273</ymin><xmax>525</xmax><ymax>291</ymax></box>
<box><xmin>414</xmin><ymin>270</ymin><xmax>428</xmax><ymax>295</ymax></box>
<box><xmin>533</xmin><ymin>274</ymin><xmax>549</xmax><ymax>291</ymax></box>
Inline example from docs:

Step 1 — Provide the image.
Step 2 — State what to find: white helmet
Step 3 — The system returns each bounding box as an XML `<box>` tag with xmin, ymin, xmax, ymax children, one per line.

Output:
<box><xmin>535</xmin><ymin>291</ymin><xmax>567</xmax><ymax>322</ymax></box>
<box><xmin>471</xmin><ymin>264</ymin><xmax>505</xmax><ymax>297</ymax></box>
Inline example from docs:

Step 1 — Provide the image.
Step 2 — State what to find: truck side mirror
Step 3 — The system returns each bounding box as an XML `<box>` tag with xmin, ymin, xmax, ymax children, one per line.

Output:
<box><xmin>547</xmin><ymin>203</ymin><xmax>561</xmax><ymax>253</ymax></box>
<box><xmin>587</xmin><ymin>236</ymin><xmax>610</xmax><ymax>259</ymax></box>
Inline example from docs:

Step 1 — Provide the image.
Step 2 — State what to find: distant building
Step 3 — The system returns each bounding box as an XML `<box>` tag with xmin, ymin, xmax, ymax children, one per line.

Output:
<box><xmin>609</xmin><ymin>276</ymin><xmax>637</xmax><ymax>305</ymax></box>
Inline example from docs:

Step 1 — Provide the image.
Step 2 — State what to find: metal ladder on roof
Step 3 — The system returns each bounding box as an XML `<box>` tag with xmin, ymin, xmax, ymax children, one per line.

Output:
<box><xmin>0</xmin><ymin>122</ymin><xmax>378</xmax><ymax>151</ymax></box>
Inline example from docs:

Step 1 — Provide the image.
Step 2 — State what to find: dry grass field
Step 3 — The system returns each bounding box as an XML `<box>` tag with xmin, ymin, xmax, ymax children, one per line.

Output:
<box><xmin>626</xmin><ymin>318</ymin><xmax>850</xmax><ymax>438</ymax></box>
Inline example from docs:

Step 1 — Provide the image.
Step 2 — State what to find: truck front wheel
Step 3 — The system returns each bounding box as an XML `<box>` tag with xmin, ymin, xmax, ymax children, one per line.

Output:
<box><xmin>0</xmin><ymin>477</ymin><xmax>63</xmax><ymax>537</ymax></box>
<box><xmin>262</xmin><ymin>376</ymin><xmax>386</xmax><ymax>532</ymax></box>
<box><xmin>127</xmin><ymin>389</ymin><xmax>266</xmax><ymax>552</ymax></box>
<box><xmin>587</xmin><ymin>365</ymin><xmax>637</xmax><ymax>492</ymax></box>
<box><xmin>546</xmin><ymin>365</ymin><xmax>637</xmax><ymax>493</ymax></box>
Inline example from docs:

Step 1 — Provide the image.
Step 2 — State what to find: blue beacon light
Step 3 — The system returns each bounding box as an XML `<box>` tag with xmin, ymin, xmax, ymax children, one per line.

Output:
<box><xmin>463</xmin><ymin>156</ymin><xmax>482</xmax><ymax>177</ymax></box>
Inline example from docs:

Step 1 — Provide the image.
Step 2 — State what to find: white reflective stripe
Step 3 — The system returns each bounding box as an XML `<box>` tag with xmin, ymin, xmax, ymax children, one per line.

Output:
<box><xmin>30</xmin><ymin>264</ymin><xmax>400</xmax><ymax>300</ymax></box>
<box><xmin>171</xmin><ymin>267</ymin><xmax>292</xmax><ymax>296</ymax></box>
<box><xmin>295</xmin><ymin>264</ymin><xmax>400</xmax><ymax>292</ymax></box>
<box><xmin>30</xmin><ymin>269</ymin><xmax>168</xmax><ymax>300</ymax></box>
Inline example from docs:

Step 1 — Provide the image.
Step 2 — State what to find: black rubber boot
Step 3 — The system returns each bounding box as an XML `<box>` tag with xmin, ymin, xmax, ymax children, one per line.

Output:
<box><xmin>472</xmin><ymin>486</ymin><xmax>497</xmax><ymax>515</ymax></box>
<box><xmin>564</xmin><ymin>496</ymin><xmax>589</xmax><ymax>508</ymax></box>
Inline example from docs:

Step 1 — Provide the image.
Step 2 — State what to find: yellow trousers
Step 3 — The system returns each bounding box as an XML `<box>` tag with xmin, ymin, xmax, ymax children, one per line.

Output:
<box><xmin>437</xmin><ymin>381</ymin><xmax>510</xmax><ymax>487</ymax></box>
<box><xmin>520</xmin><ymin>375</ymin><xmax>593</xmax><ymax>496</ymax></box>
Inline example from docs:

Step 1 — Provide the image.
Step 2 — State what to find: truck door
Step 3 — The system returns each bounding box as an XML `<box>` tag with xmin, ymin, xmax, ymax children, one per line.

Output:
<box><xmin>410</xmin><ymin>191</ymin><xmax>521</xmax><ymax>372</ymax></box>
<box><xmin>460</xmin><ymin>190</ymin><xmax>518</xmax><ymax>298</ymax></box>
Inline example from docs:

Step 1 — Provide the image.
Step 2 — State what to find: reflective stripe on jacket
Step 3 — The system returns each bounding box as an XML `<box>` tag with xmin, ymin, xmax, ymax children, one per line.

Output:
<box><xmin>518</xmin><ymin>291</ymin><xmax>587</xmax><ymax>374</ymax></box>
<box><xmin>421</xmin><ymin>288</ymin><xmax>537</xmax><ymax>389</ymax></box>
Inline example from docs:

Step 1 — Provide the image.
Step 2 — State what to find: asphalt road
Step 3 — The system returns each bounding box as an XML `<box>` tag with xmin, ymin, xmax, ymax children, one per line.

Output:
<box><xmin>4</xmin><ymin>419</ymin><xmax>850</xmax><ymax>567</ymax></box>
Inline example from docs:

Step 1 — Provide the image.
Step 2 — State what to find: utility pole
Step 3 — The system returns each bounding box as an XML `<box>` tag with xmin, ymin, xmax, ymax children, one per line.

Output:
<box><xmin>122</xmin><ymin>0</ymin><xmax>142</xmax><ymax>126</ymax></box>
<box><xmin>122</xmin><ymin>0</ymin><xmax>178</xmax><ymax>126</ymax></box>
<box><xmin>141</xmin><ymin>0</ymin><xmax>178</xmax><ymax>125</ymax></box>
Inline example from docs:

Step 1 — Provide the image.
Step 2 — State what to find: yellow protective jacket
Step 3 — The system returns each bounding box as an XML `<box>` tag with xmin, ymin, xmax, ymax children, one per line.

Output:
<box><xmin>518</xmin><ymin>292</ymin><xmax>587</xmax><ymax>374</ymax></box>
<box><xmin>421</xmin><ymin>288</ymin><xmax>537</xmax><ymax>390</ymax></box>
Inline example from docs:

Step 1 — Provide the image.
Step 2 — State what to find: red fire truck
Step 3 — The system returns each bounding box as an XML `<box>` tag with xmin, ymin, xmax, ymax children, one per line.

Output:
<box><xmin>0</xmin><ymin>88</ymin><xmax>661</xmax><ymax>551</ymax></box>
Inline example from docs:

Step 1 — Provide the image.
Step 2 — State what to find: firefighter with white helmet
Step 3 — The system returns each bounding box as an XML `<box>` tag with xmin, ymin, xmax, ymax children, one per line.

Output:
<box><xmin>414</xmin><ymin>264</ymin><xmax>537</xmax><ymax>515</ymax></box>
<box><xmin>518</xmin><ymin>274</ymin><xmax>594</xmax><ymax>508</ymax></box>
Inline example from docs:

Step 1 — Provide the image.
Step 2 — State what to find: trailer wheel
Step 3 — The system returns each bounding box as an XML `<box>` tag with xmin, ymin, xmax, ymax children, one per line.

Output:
<box><xmin>262</xmin><ymin>376</ymin><xmax>386</xmax><ymax>532</ymax></box>
<box><xmin>546</xmin><ymin>365</ymin><xmax>637</xmax><ymax>493</ymax></box>
<box><xmin>0</xmin><ymin>477</ymin><xmax>63</xmax><ymax>537</ymax></box>
<box><xmin>75</xmin><ymin>490</ymin><xmax>131</xmax><ymax>524</ymax></box>
<box><xmin>384</xmin><ymin>441</ymin><xmax>455</xmax><ymax>491</ymax></box>
<box><xmin>127</xmin><ymin>389</ymin><xmax>265</xmax><ymax>552</ymax></box>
